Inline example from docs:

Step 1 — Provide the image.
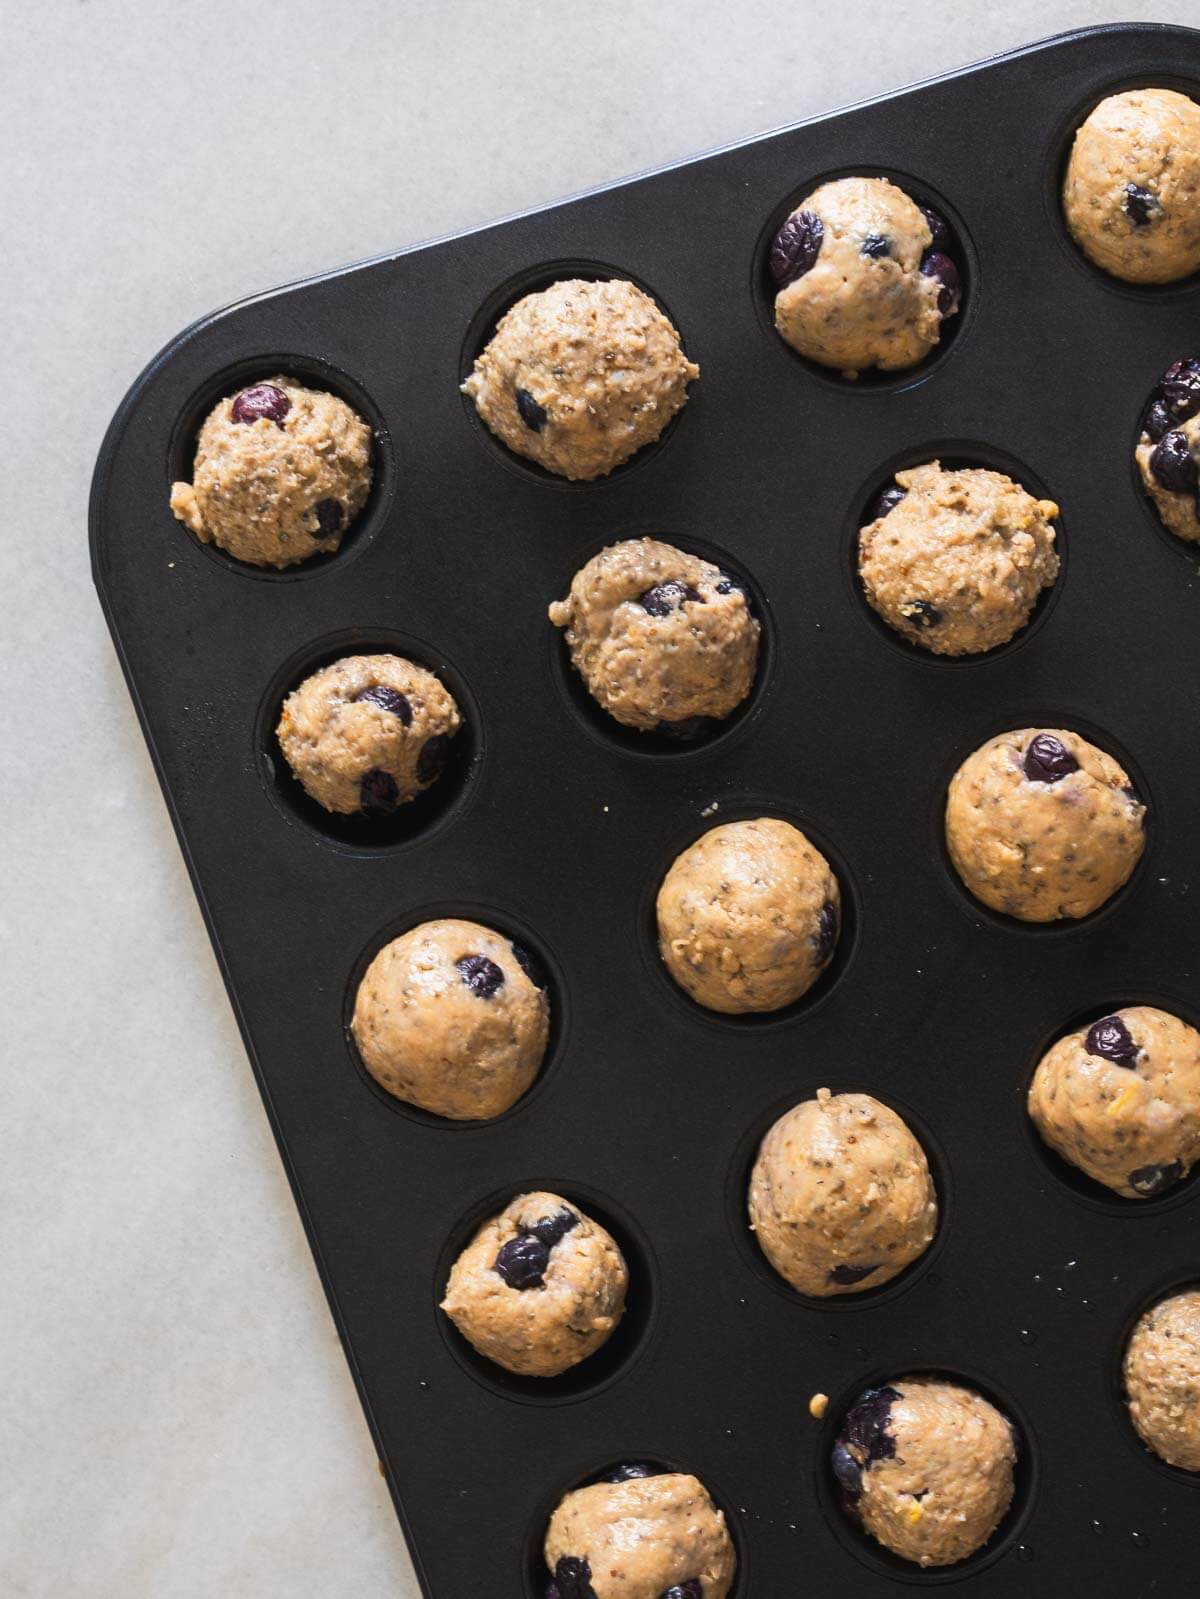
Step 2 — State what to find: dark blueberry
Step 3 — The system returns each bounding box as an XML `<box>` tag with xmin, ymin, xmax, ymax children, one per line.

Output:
<box><xmin>552</xmin><ymin>1556</ymin><xmax>597</xmax><ymax>1599</ymax></box>
<box><xmin>656</xmin><ymin>715</ymin><xmax>716</xmax><ymax>741</ymax></box>
<box><xmin>1128</xmin><ymin>1161</ymin><xmax>1183</xmax><ymax>1197</ymax></box>
<box><xmin>639</xmin><ymin>580</ymin><xmax>704</xmax><ymax>617</ymax></box>
<box><xmin>1124</xmin><ymin>183</ymin><xmax>1161</xmax><ymax>227</ymax></box>
<box><xmin>416</xmin><ymin>732</ymin><xmax>453</xmax><ymax>785</ymax></box>
<box><xmin>529</xmin><ymin>1208</ymin><xmax>579</xmax><ymax>1250</ymax></box>
<box><xmin>829</xmin><ymin>1262</ymin><xmax>879</xmax><ymax>1286</ymax></box>
<box><xmin>661</xmin><ymin>1584</ymin><xmax>703</xmax><ymax>1599</ymax></box>
<box><xmin>354</xmin><ymin>684</ymin><xmax>413</xmax><ymax>725</ymax></box>
<box><xmin>861</xmin><ymin>232</ymin><xmax>891</xmax><ymax>259</ymax></box>
<box><xmin>1150</xmin><ymin>430</ymin><xmax>1199</xmax><ymax>495</ymax></box>
<box><xmin>515</xmin><ymin>386</ymin><xmax>548</xmax><ymax>432</ymax></box>
<box><xmin>1023</xmin><ymin>733</ymin><xmax>1080</xmax><ymax>784</ymax></box>
<box><xmin>1161</xmin><ymin>358</ymin><xmax>1200</xmax><ymax>422</ymax></box>
<box><xmin>901</xmin><ymin>599</ymin><xmax>941</xmax><ymax>631</ymax></box>
<box><xmin>918</xmin><ymin>203</ymin><xmax>950</xmax><ymax>252</ymax></box>
<box><xmin>493</xmin><ymin>1232</ymin><xmax>550</xmax><ymax>1290</ymax></box>
<box><xmin>230</xmin><ymin>383</ymin><xmax>290</xmax><ymax>427</ymax></box>
<box><xmin>607</xmin><ymin>1462</ymin><xmax>655</xmax><ymax>1483</ymax></box>
<box><xmin>510</xmin><ymin>941</ymin><xmax>544</xmax><ymax>987</ymax></box>
<box><xmin>920</xmin><ymin>250</ymin><xmax>961</xmax><ymax>315</ymax></box>
<box><xmin>769</xmin><ymin>209</ymin><xmax>825</xmax><ymax>287</ymax></box>
<box><xmin>870</xmin><ymin>483</ymin><xmax>907</xmax><ymax>521</ymax></box>
<box><xmin>1144</xmin><ymin>399</ymin><xmax>1173</xmax><ymax>442</ymax></box>
<box><xmin>841</xmin><ymin>1385</ymin><xmax>900</xmax><ymax>1464</ymax></box>
<box><xmin>456</xmin><ymin>953</ymin><xmax>505</xmax><ymax>999</ymax></box>
<box><xmin>715</xmin><ymin>573</ymin><xmax>745</xmax><ymax>596</ymax></box>
<box><xmin>547</xmin><ymin>1585</ymin><xmax>561</xmax><ymax>1599</ymax></box>
<box><xmin>1123</xmin><ymin>784</ymin><xmax>1143</xmax><ymax>808</ymax></box>
<box><xmin>831</xmin><ymin>1441</ymin><xmax>863</xmax><ymax>1496</ymax></box>
<box><xmin>359</xmin><ymin>767</ymin><xmax>399</xmax><ymax>814</ymax></box>
<box><xmin>1086</xmin><ymin>1013</ymin><xmax>1138</xmax><ymax>1066</ymax></box>
<box><xmin>813</xmin><ymin>900</ymin><xmax>839</xmax><ymax>966</ymax></box>
<box><xmin>313</xmin><ymin>498</ymin><xmax>344</xmax><ymax>539</ymax></box>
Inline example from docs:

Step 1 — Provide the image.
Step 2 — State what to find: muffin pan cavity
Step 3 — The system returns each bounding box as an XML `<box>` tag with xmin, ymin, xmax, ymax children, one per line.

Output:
<box><xmin>1109</xmin><ymin>1273</ymin><xmax>1200</xmax><ymax>1486</ymax></box>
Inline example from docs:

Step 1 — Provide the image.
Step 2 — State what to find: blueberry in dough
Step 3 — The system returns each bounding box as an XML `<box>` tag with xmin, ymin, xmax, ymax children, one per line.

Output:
<box><xmin>1136</xmin><ymin>359</ymin><xmax>1200</xmax><ymax>542</ymax></box>
<box><xmin>1029</xmin><ymin>1006</ymin><xmax>1200</xmax><ymax>1198</ymax></box>
<box><xmin>945</xmin><ymin>728</ymin><xmax>1146</xmax><ymax>921</ymax></box>
<box><xmin>170</xmin><ymin>375</ymin><xmax>372</xmax><ymax>567</ymax></box>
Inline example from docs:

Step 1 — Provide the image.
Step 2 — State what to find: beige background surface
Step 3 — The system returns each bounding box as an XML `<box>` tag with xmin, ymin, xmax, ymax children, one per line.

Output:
<box><xmin>1</xmin><ymin>4</ymin><xmax>1193</xmax><ymax>1594</ymax></box>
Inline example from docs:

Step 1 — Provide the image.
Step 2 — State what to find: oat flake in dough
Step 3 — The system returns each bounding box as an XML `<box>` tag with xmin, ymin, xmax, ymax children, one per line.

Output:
<box><xmin>1063</xmin><ymin>89</ymin><xmax>1200</xmax><ymax>284</ymax></box>
<box><xmin>462</xmin><ymin>278</ymin><xmax>698</xmax><ymax>480</ymax></box>
<box><xmin>748</xmin><ymin>1089</ymin><xmax>937</xmax><ymax>1296</ymax></box>
<box><xmin>1029</xmin><ymin>1006</ymin><xmax>1200</xmax><ymax>1199</ymax></box>
<box><xmin>858</xmin><ymin>462</ymin><xmax>1059</xmax><ymax>655</ymax></box>
<box><xmin>351</xmin><ymin>918</ymin><xmax>548</xmax><ymax>1120</ymax></box>
<box><xmin>1125</xmin><ymin>1289</ymin><xmax>1200</xmax><ymax>1470</ymax></box>
<box><xmin>545</xmin><ymin>1473</ymin><xmax>736</xmax><ymax>1599</ymax></box>
<box><xmin>549</xmin><ymin>538</ymin><xmax>760</xmax><ymax>732</ymax></box>
<box><xmin>276</xmin><ymin>653</ymin><xmax>461</xmax><ymax>815</ymax></box>
<box><xmin>945</xmin><ymin>728</ymin><xmax>1145</xmax><ymax>922</ymax></box>
<box><xmin>656</xmin><ymin>817</ymin><xmax>840</xmax><ymax>1013</ymax></box>
<box><xmin>169</xmin><ymin>375</ymin><xmax>373</xmax><ymax>567</ymax></box>
<box><xmin>440</xmin><ymin>1192</ymin><xmax>627</xmax><ymax>1377</ymax></box>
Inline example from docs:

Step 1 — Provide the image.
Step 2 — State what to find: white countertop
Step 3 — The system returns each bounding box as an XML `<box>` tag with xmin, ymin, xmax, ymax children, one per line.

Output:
<box><xmin>3</xmin><ymin>3</ymin><xmax>1191</xmax><ymax>1593</ymax></box>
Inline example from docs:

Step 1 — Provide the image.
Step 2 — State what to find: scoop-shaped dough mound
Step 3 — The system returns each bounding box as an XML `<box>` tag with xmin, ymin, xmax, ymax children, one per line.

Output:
<box><xmin>545</xmin><ymin>1472</ymin><xmax>736</xmax><ymax>1599</ymax></box>
<box><xmin>169</xmin><ymin>375</ymin><xmax>373</xmax><ymax>567</ymax></box>
<box><xmin>440</xmin><ymin>1192</ymin><xmax>627</xmax><ymax>1377</ymax></box>
<box><xmin>1125</xmin><ymin>1289</ymin><xmax>1200</xmax><ymax>1470</ymax></box>
<box><xmin>1029</xmin><ymin>1007</ymin><xmax>1200</xmax><ymax>1199</ymax></box>
<box><xmin>656</xmin><ymin>817</ymin><xmax>841</xmax><ymax>1013</ymax></box>
<box><xmin>1137</xmin><ymin>413</ymin><xmax>1200</xmax><ymax>543</ymax></box>
<box><xmin>276</xmin><ymin>654</ymin><xmax>461</xmax><ymax>814</ymax></box>
<box><xmin>748</xmin><ymin>1088</ymin><xmax>937</xmax><ymax>1296</ymax></box>
<box><xmin>859</xmin><ymin>462</ymin><xmax>1059</xmax><ymax>655</ymax></box>
<box><xmin>773</xmin><ymin>177</ymin><xmax>952</xmax><ymax>376</ymax></box>
<box><xmin>835</xmin><ymin>1378</ymin><xmax>1017</xmax><ymax>1567</ymax></box>
<box><xmin>945</xmin><ymin>728</ymin><xmax>1146</xmax><ymax>922</ymax></box>
<box><xmin>351</xmin><ymin>919</ymin><xmax>549</xmax><ymax>1119</ymax></box>
<box><xmin>1063</xmin><ymin>89</ymin><xmax>1200</xmax><ymax>284</ymax></box>
<box><xmin>548</xmin><ymin>538</ymin><xmax>761</xmax><ymax>732</ymax></box>
<box><xmin>462</xmin><ymin>279</ymin><xmax>698</xmax><ymax>480</ymax></box>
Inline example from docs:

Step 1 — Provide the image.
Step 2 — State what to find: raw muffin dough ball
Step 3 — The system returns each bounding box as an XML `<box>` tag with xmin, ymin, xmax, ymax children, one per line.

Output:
<box><xmin>1136</xmin><ymin>357</ymin><xmax>1200</xmax><ymax>543</ymax></box>
<box><xmin>771</xmin><ymin>177</ymin><xmax>960</xmax><ymax>377</ymax></box>
<box><xmin>545</xmin><ymin>1470</ymin><xmax>736</xmax><ymax>1599</ymax></box>
<box><xmin>858</xmin><ymin>462</ymin><xmax>1059</xmax><ymax>655</ymax></box>
<box><xmin>1125</xmin><ymin>1289</ymin><xmax>1200</xmax><ymax>1470</ymax></box>
<box><xmin>748</xmin><ymin>1088</ymin><xmax>937</xmax><ymax>1296</ymax></box>
<box><xmin>945</xmin><ymin>729</ymin><xmax>1146</xmax><ymax>922</ymax></box>
<box><xmin>169</xmin><ymin>376</ymin><xmax>373</xmax><ymax>567</ymax></box>
<box><xmin>462</xmin><ymin>278</ymin><xmax>698</xmax><ymax>480</ymax></box>
<box><xmin>833</xmin><ymin>1379</ymin><xmax>1017</xmax><ymax>1567</ymax></box>
<box><xmin>276</xmin><ymin>654</ymin><xmax>461</xmax><ymax>815</ymax></box>
<box><xmin>548</xmin><ymin>538</ymin><xmax>760</xmax><ymax>733</ymax></box>
<box><xmin>656</xmin><ymin>817</ymin><xmax>840</xmax><ymax>1014</ymax></box>
<box><xmin>1028</xmin><ymin>1007</ymin><xmax>1200</xmax><ymax>1199</ymax></box>
<box><xmin>440</xmin><ymin>1192</ymin><xmax>627</xmax><ymax>1378</ymax></box>
<box><xmin>351</xmin><ymin>919</ymin><xmax>548</xmax><ymax>1120</ymax></box>
<box><xmin>1063</xmin><ymin>89</ymin><xmax>1200</xmax><ymax>284</ymax></box>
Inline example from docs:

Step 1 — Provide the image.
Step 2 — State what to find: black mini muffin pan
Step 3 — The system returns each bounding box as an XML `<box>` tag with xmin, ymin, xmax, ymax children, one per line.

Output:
<box><xmin>91</xmin><ymin>24</ymin><xmax>1200</xmax><ymax>1596</ymax></box>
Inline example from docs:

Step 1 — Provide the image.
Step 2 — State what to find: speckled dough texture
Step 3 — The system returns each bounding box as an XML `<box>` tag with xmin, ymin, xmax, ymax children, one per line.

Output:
<box><xmin>1137</xmin><ymin>414</ymin><xmax>1200</xmax><ymax>542</ymax></box>
<box><xmin>1125</xmin><ymin>1289</ymin><xmax>1200</xmax><ymax>1470</ymax></box>
<box><xmin>1029</xmin><ymin>1007</ymin><xmax>1200</xmax><ymax>1199</ymax></box>
<box><xmin>276</xmin><ymin>654</ymin><xmax>461</xmax><ymax>814</ymax></box>
<box><xmin>748</xmin><ymin>1089</ymin><xmax>936</xmax><ymax>1296</ymax></box>
<box><xmin>656</xmin><ymin>817</ymin><xmax>840</xmax><ymax>1013</ymax></box>
<box><xmin>440</xmin><ymin>1193</ymin><xmax>627</xmax><ymax>1377</ymax></box>
<box><xmin>1063</xmin><ymin>89</ymin><xmax>1200</xmax><ymax>284</ymax></box>
<box><xmin>545</xmin><ymin>1474</ymin><xmax>736</xmax><ymax>1598</ymax></box>
<box><xmin>774</xmin><ymin>177</ymin><xmax>946</xmax><ymax>376</ymax></box>
<box><xmin>462</xmin><ymin>278</ymin><xmax>698</xmax><ymax>480</ymax></box>
<box><xmin>845</xmin><ymin>1379</ymin><xmax>1016</xmax><ymax>1567</ymax></box>
<box><xmin>945</xmin><ymin>729</ymin><xmax>1146</xmax><ymax>922</ymax></box>
<box><xmin>351</xmin><ymin>919</ymin><xmax>549</xmax><ymax>1120</ymax></box>
<box><xmin>169</xmin><ymin>376</ymin><xmax>373</xmax><ymax>567</ymax></box>
<box><xmin>859</xmin><ymin>463</ymin><xmax>1059</xmax><ymax>655</ymax></box>
<box><xmin>548</xmin><ymin>538</ymin><xmax>760</xmax><ymax>731</ymax></box>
